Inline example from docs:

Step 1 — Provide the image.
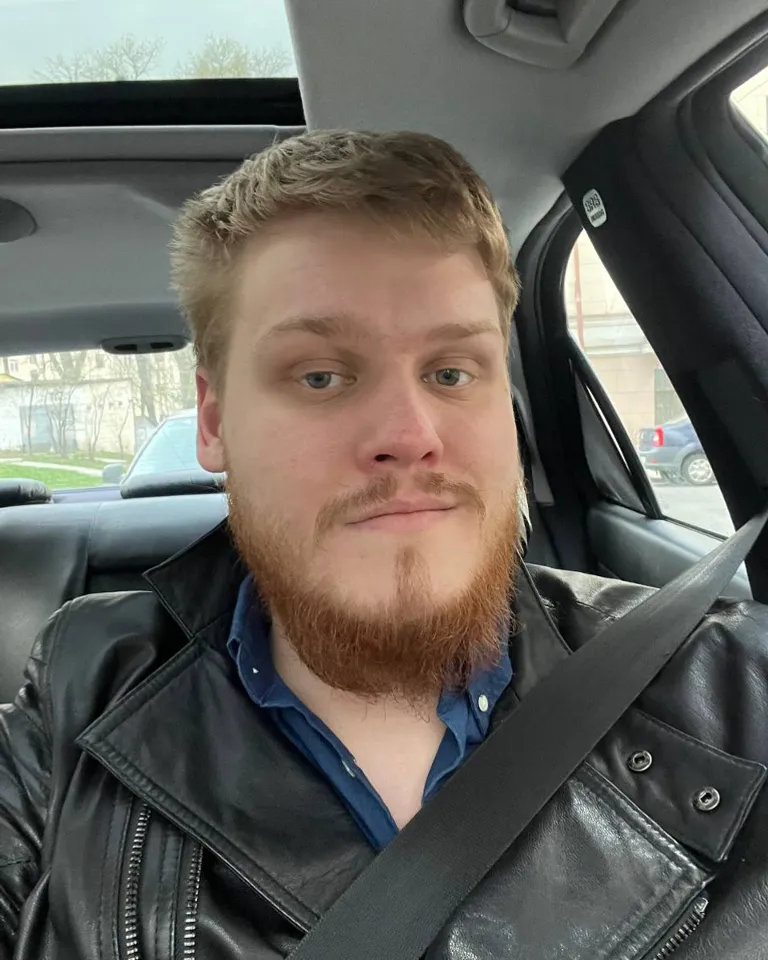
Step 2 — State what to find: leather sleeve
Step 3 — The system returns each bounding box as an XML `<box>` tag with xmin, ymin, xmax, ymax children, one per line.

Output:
<box><xmin>0</xmin><ymin>611</ymin><xmax>58</xmax><ymax>952</ymax></box>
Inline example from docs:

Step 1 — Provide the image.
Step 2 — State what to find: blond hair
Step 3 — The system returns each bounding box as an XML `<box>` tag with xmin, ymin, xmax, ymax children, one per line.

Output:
<box><xmin>170</xmin><ymin>130</ymin><xmax>519</xmax><ymax>384</ymax></box>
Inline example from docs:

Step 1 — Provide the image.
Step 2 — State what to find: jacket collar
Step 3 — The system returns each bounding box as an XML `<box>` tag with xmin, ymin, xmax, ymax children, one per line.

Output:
<box><xmin>77</xmin><ymin>521</ymin><xmax>575</xmax><ymax>931</ymax></box>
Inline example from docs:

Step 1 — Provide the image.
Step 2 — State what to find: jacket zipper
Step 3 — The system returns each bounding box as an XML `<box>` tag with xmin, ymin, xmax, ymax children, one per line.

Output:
<box><xmin>652</xmin><ymin>897</ymin><xmax>708</xmax><ymax>959</ymax></box>
<box><xmin>124</xmin><ymin>804</ymin><xmax>152</xmax><ymax>960</ymax></box>
<box><xmin>182</xmin><ymin>843</ymin><xmax>204</xmax><ymax>960</ymax></box>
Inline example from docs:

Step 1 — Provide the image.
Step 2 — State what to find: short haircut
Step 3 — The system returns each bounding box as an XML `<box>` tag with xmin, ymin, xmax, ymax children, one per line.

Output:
<box><xmin>170</xmin><ymin>130</ymin><xmax>520</xmax><ymax>385</ymax></box>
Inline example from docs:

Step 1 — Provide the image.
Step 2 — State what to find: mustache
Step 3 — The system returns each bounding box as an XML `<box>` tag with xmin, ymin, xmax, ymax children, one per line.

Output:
<box><xmin>315</xmin><ymin>473</ymin><xmax>486</xmax><ymax>538</ymax></box>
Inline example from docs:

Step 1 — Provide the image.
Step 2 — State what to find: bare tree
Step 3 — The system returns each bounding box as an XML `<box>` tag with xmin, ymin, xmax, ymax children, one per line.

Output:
<box><xmin>0</xmin><ymin>386</ymin><xmax>26</xmax><ymax>455</ymax></box>
<box><xmin>107</xmin><ymin>354</ymin><xmax>158</xmax><ymax>426</ymax></box>
<box><xmin>35</xmin><ymin>33</ymin><xmax>289</xmax><ymax>85</ymax></box>
<box><xmin>174</xmin><ymin>351</ymin><xmax>197</xmax><ymax>409</ymax></box>
<box><xmin>33</xmin><ymin>52</ymin><xmax>92</xmax><ymax>84</ymax></box>
<box><xmin>19</xmin><ymin>380</ymin><xmax>37</xmax><ymax>456</ymax></box>
<box><xmin>114</xmin><ymin>397</ymin><xmax>133</xmax><ymax>458</ymax></box>
<box><xmin>35</xmin><ymin>34</ymin><xmax>165</xmax><ymax>83</ymax></box>
<box><xmin>179</xmin><ymin>36</ymin><xmax>292</xmax><ymax>79</ymax></box>
<box><xmin>81</xmin><ymin>383</ymin><xmax>113</xmax><ymax>458</ymax></box>
<box><xmin>16</xmin><ymin>352</ymin><xmax>100</xmax><ymax>456</ymax></box>
<box><xmin>43</xmin><ymin>350</ymin><xmax>91</xmax><ymax>382</ymax></box>
<box><xmin>135</xmin><ymin>355</ymin><xmax>159</xmax><ymax>426</ymax></box>
<box><xmin>44</xmin><ymin>383</ymin><xmax>78</xmax><ymax>456</ymax></box>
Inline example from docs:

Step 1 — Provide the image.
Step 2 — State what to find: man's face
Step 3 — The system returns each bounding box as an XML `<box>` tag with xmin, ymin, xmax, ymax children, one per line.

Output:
<box><xmin>198</xmin><ymin>211</ymin><xmax>522</xmax><ymax>698</ymax></box>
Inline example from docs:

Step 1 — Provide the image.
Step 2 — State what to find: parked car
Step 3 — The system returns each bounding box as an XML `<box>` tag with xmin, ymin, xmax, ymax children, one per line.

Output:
<box><xmin>637</xmin><ymin>417</ymin><xmax>714</xmax><ymax>486</ymax></box>
<box><xmin>101</xmin><ymin>409</ymin><xmax>219</xmax><ymax>486</ymax></box>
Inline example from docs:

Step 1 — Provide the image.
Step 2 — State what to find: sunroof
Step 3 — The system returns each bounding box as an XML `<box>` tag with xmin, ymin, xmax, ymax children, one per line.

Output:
<box><xmin>0</xmin><ymin>0</ymin><xmax>296</xmax><ymax>86</ymax></box>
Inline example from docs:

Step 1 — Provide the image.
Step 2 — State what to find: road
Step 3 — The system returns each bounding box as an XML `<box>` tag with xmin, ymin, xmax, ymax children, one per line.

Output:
<box><xmin>649</xmin><ymin>479</ymin><xmax>733</xmax><ymax>537</ymax></box>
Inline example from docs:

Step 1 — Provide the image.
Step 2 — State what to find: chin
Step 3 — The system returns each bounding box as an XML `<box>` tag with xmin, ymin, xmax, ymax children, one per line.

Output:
<box><xmin>318</xmin><ymin>545</ymin><xmax>479</xmax><ymax>611</ymax></box>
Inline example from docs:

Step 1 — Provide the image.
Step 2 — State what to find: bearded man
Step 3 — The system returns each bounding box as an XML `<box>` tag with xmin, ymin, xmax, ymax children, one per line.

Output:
<box><xmin>2</xmin><ymin>130</ymin><xmax>768</xmax><ymax>960</ymax></box>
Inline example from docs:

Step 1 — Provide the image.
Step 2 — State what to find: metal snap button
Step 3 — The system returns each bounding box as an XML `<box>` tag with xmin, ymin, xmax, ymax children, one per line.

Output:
<box><xmin>627</xmin><ymin>750</ymin><xmax>653</xmax><ymax>773</ymax></box>
<box><xmin>693</xmin><ymin>787</ymin><xmax>721</xmax><ymax>812</ymax></box>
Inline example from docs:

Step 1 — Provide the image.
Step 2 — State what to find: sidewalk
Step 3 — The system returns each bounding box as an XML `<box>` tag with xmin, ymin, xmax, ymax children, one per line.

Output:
<box><xmin>3</xmin><ymin>459</ymin><xmax>102</xmax><ymax>477</ymax></box>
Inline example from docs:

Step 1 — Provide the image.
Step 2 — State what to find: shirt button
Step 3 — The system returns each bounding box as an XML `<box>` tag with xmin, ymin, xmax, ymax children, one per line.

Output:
<box><xmin>478</xmin><ymin>694</ymin><xmax>489</xmax><ymax>713</ymax></box>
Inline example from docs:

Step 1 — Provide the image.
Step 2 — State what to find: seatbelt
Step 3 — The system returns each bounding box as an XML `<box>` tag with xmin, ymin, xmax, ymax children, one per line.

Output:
<box><xmin>288</xmin><ymin>504</ymin><xmax>768</xmax><ymax>960</ymax></box>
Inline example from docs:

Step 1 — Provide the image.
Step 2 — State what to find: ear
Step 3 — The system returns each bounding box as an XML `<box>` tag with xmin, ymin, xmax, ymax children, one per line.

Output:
<box><xmin>197</xmin><ymin>367</ymin><xmax>226</xmax><ymax>473</ymax></box>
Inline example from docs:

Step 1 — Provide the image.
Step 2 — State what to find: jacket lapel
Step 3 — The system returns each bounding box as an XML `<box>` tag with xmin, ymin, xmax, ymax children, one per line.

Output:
<box><xmin>78</xmin><ymin>522</ymin><xmax>376</xmax><ymax>932</ymax></box>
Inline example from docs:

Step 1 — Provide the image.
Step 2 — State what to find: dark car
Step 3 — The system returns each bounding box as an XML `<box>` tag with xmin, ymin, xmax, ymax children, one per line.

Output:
<box><xmin>101</xmin><ymin>409</ymin><xmax>221</xmax><ymax>487</ymax></box>
<box><xmin>637</xmin><ymin>417</ymin><xmax>714</xmax><ymax>486</ymax></box>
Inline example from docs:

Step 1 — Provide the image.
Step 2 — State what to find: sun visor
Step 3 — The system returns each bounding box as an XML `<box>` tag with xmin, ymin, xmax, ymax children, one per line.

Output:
<box><xmin>463</xmin><ymin>0</ymin><xmax>624</xmax><ymax>69</ymax></box>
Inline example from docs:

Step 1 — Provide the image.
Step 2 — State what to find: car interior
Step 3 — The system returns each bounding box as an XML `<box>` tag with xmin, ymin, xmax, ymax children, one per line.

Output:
<box><xmin>1</xmin><ymin>0</ymin><xmax>768</xmax><ymax>708</ymax></box>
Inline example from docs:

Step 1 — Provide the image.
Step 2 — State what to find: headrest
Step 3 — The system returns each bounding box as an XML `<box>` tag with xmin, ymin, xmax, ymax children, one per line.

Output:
<box><xmin>0</xmin><ymin>478</ymin><xmax>51</xmax><ymax>507</ymax></box>
<box><xmin>121</xmin><ymin>470</ymin><xmax>225</xmax><ymax>500</ymax></box>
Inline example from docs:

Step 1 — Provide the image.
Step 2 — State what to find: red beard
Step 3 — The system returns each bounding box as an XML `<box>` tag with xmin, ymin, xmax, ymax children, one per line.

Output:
<box><xmin>226</xmin><ymin>470</ymin><xmax>521</xmax><ymax>704</ymax></box>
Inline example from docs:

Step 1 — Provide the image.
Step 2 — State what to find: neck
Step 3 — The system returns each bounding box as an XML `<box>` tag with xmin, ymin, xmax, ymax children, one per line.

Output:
<box><xmin>271</xmin><ymin>626</ymin><xmax>446</xmax><ymax>829</ymax></box>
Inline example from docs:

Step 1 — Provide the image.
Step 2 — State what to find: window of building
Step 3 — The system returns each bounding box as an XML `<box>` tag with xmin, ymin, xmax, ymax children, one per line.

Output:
<box><xmin>564</xmin><ymin>231</ymin><xmax>734</xmax><ymax>537</ymax></box>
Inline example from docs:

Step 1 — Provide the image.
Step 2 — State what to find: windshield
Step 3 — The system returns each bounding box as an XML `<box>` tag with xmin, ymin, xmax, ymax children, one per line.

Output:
<box><xmin>0</xmin><ymin>0</ymin><xmax>295</xmax><ymax>85</ymax></box>
<box><xmin>0</xmin><ymin>345</ymin><xmax>201</xmax><ymax>490</ymax></box>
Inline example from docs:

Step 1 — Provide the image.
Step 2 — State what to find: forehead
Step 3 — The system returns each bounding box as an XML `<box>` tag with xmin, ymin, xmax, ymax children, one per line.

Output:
<box><xmin>235</xmin><ymin>212</ymin><xmax>501</xmax><ymax>344</ymax></box>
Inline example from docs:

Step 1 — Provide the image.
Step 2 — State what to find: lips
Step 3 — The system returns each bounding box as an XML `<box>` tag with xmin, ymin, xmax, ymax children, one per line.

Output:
<box><xmin>351</xmin><ymin>499</ymin><xmax>455</xmax><ymax>525</ymax></box>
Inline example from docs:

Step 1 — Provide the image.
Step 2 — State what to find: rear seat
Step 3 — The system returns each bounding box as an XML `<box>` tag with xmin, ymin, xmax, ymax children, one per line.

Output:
<box><xmin>0</xmin><ymin>493</ymin><xmax>227</xmax><ymax>702</ymax></box>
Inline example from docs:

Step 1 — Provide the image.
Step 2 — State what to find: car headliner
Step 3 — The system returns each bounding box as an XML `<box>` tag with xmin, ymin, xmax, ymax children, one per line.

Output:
<box><xmin>0</xmin><ymin>0</ymin><xmax>766</xmax><ymax>356</ymax></box>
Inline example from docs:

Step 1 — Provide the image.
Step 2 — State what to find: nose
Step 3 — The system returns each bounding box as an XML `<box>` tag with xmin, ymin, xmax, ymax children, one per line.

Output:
<box><xmin>355</xmin><ymin>378</ymin><xmax>444</xmax><ymax>473</ymax></box>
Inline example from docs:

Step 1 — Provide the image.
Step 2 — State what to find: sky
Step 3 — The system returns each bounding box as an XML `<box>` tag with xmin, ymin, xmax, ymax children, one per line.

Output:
<box><xmin>0</xmin><ymin>0</ymin><xmax>296</xmax><ymax>83</ymax></box>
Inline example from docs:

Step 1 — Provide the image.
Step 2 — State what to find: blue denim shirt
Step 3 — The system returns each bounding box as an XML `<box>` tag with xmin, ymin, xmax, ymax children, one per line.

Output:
<box><xmin>228</xmin><ymin>577</ymin><xmax>513</xmax><ymax>850</ymax></box>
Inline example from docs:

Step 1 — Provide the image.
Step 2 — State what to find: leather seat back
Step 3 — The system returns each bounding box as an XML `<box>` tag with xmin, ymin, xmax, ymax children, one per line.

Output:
<box><xmin>0</xmin><ymin>478</ymin><xmax>51</xmax><ymax>506</ymax></box>
<box><xmin>0</xmin><ymin>494</ymin><xmax>227</xmax><ymax>702</ymax></box>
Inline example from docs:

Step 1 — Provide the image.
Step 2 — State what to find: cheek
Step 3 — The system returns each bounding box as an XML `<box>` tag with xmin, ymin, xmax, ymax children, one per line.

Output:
<box><xmin>224</xmin><ymin>408</ymin><xmax>346</xmax><ymax>514</ymax></box>
<box><xmin>448</xmin><ymin>404</ymin><xmax>519</xmax><ymax>485</ymax></box>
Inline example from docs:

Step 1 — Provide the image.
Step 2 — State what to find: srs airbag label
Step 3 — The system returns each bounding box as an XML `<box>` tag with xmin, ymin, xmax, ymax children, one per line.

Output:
<box><xmin>582</xmin><ymin>189</ymin><xmax>607</xmax><ymax>228</ymax></box>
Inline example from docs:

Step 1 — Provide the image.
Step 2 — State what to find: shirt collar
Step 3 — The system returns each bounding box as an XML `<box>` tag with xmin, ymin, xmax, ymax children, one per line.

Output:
<box><xmin>227</xmin><ymin>577</ymin><xmax>297</xmax><ymax>709</ymax></box>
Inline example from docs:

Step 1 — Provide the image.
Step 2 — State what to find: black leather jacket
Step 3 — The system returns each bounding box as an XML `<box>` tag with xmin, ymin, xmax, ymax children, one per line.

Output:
<box><xmin>2</xmin><ymin>521</ymin><xmax>768</xmax><ymax>960</ymax></box>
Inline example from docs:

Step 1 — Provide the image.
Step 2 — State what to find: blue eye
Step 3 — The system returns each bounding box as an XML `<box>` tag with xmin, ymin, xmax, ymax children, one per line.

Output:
<box><xmin>429</xmin><ymin>368</ymin><xmax>473</xmax><ymax>387</ymax></box>
<box><xmin>301</xmin><ymin>372</ymin><xmax>343</xmax><ymax>390</ymax></box>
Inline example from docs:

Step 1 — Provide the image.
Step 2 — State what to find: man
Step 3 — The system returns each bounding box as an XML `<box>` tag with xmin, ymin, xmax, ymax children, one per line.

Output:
<box><xmin>1</xmin><ymin>130</ymin><xmax>768</xmax><ymax>960</ymax></box>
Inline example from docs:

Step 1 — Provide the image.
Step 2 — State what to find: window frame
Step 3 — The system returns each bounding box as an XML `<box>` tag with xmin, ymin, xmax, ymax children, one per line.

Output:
<box><xmin>514</xmin><ymin>17</ymin><xmax>768</xmax><ymax>594</ymax></box>
<box><xmin>513</xmin><ymin>196</ymin><xmax>598</xmax><ymax>573</ymax></box>
<box><xmin>688</xmin><ymin>45</ymin><xmax>768</xmax><ymax>244</ymax></box>
<box><xmin>561</xmin><ymin>222</ymin><xmax>739</xmax><ymax>540</ymax></box>
<box><xmin>0</xmin><ymin>77</ymin><xmax>304</xmax><ymax>130</ymax></box>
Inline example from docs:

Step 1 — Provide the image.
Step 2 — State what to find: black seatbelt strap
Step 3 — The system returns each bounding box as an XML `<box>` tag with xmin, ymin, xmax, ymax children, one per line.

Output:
<box><xmin>288</xmin><ymin>504</ymin><xmax>768</xmax><ymax>960</ymax></box>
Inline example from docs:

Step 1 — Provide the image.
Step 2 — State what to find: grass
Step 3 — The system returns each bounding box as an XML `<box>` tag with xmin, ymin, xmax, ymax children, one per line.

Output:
<box><xmin>0</xmin><ymin>451</ymin><xmax>125</xmax><ymax>470</ymax></box>
<box><xmin>0</xmin><ymin>464</ymin><xmax>100</xmax><ymax>489</ymax></box>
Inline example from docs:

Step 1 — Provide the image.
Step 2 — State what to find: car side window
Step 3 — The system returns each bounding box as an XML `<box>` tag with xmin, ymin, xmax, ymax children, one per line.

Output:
<box><xmin>563</xmin><ymin>231</ymin><xmax>734</xmax><ymax>537</ymax></box>
<box><xmin>731</xmin><ymin>65</ymin><xmax>768</xmax><ymax>140</ymax></box>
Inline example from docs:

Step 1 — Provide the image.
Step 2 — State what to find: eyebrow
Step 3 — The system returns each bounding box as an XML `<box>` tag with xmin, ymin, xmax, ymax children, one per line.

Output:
<box><xmin>259</xmin><ymin>314</ymin><xmax>501</xmax><ymax>344</ymax></box>
<box><xmin>260</xmin><ymin>315</ymin><xmax>353</xmax><ymax>342</ymax></box>
<box><xmin>425</xmin><ymin>319</ymin><xmax>501</xmax><ymax>341</ymax></box>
